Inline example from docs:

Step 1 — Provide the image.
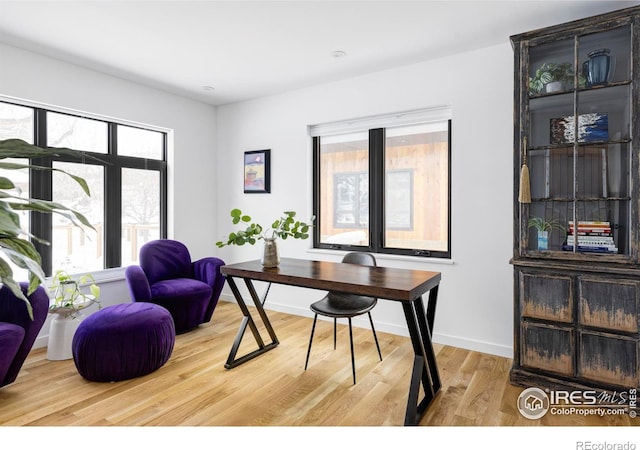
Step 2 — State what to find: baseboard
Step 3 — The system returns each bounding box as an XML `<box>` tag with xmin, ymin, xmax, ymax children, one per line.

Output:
<box><xmin>432</xmin><ymin>332</ymin><xmax>513</xmax><ymax>359</ymax></box>
<box><xmin>218</xmin><ymin>294</ymin><xmax>514</xmax><ymax>359</ymax></box>
<box><xmin>35</xmin><ymin>295</ymin><xmax>514</xmax><ymax>359</ymax></box>
<box><xmin>33</xmin><ymin>335</ymin><xmax>49</xmax><ymax>350</ymax></box>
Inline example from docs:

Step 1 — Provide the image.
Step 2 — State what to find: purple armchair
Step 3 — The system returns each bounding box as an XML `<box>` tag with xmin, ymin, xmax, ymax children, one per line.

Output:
<box><xmin>125</xmin><ymin>239</ymin><xmax>226</xmax><ymax>333</ymax></box>
<box><xmin>0</xmin><ymin>283</ymin><xmax>49</xmax><ymax>388</ymax></box>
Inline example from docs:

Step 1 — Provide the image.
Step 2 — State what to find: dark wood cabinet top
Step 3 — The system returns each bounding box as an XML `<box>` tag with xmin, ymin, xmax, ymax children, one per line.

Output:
<box><xmin>221</xmin><ymin>258</ymin><xmax>441</xmax><ymax>302</ymax></box>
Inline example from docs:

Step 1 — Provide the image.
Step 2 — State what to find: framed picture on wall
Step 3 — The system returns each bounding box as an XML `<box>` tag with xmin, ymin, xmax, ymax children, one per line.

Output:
<box><xmin>244</xmin><ymin>149</ymin><xmax>271</xmax><ymax>193</ymax></box>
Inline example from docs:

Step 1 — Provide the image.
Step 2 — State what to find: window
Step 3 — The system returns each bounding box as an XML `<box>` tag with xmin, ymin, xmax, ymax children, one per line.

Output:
<box><xmin>121</xmin><ymin>168</ymin><xmax>161</xmax><ymax>267</ymax></box>
<box><xmin>0</xmin><ymin>99</ymin><xmax>167</xmax><ymax>276</ymax></box>
<box><xmin>47</xmin><ymin>112</ymin><xmax>108</xmax><ymax>154</ymax></box>
<box><xmin>385</xmin><ymin>169</ymin><xmax>413</xmax><ymax>230</ymax></box>
<box><xmin>52</xmin><ymin>162</ymin><xmax>104</xmax><ymax>272</ymax></box>
<box><xmin>312</xmin><ymin>108</ymin><xmax>451</xmax><ymax>258</ymax></box>
<box><xmin>334</xmin><ymin>172</ymin><xmax>368</xmax><ymax>228</ymax></box>
<box><xmin>117</xmin><ymin>124</ymin><xmax>164</xmax><ymax>159</ymax></box>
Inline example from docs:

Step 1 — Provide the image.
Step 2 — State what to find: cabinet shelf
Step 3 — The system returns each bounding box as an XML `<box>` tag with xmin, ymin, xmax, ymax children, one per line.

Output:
<box><xmin>529</xmin><ymin>138</ymin><xmax>631</xmax><ymax>152</ymax></box>
<box><xmin>530</xmin><ymin>197</ymin><xmax>630</xmax><ymax>202</ymax></box>
<box><xmin>529</xmin><ymin>79</ymin><xmax>632</xmax><ymax>100</ymax></box>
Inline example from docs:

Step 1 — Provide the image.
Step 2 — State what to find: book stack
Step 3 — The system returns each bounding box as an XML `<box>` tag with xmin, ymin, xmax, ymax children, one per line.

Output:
<box><xmin>563</xmin><ymin>221</ymin><xmax>618</xmax><ymax>253</ymax></box>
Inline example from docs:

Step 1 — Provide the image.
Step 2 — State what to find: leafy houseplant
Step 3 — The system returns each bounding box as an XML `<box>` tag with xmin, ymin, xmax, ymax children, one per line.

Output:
<box><xmin>216</xmin><ymin>209</ymin><xmax>313</xmax><ymax>246</ymax></box>
<box><xmin>0</xmin><ymin>138</ymin><xmax>94</xmax><ymax>317</ymax></box>
<box><xmin>216</xmin><ymin>209</ymin><xmax>314</xmax><ymax>267</ymax></box>
<box><xmin>528</xmin><ymin>217</ymin><xmax>565</xmax><ymax>250</ymax></box>
<box><xmin>529</xmin><ymin>62</ymin><xmax>576</xmax><ymax>94</ymax></box>
<box><xmin>48</xmin><ymin>270</ymin><xmax>101</xmax><ymax>317</ymax></box>
<box><xmin>528</xmin><ymin>217</ymin><xmax>565</xmax><ymax>233</ymax></box>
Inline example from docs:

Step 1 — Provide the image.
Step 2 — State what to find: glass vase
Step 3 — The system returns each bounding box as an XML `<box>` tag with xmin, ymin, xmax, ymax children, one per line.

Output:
<box><xmin>261</xmin><ymin>238</ymin><xmax>280</xmax><ymax>268</ymax></box>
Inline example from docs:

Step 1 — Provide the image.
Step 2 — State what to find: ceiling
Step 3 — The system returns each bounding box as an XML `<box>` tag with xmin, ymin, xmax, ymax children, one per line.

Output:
<box><xmin>0</xmin><ymin>0</ymin><xmax>638</xmax><ymax>106</ymax></box>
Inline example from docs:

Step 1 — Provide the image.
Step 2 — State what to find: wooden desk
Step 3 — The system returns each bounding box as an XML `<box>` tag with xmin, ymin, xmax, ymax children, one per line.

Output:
<box><xmin>220</xmin><ymin>257</ymin><xmax>442</xmax><ymax>426</ymax></box>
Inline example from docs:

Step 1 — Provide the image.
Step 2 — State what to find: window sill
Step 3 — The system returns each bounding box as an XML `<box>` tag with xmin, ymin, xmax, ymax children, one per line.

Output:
<box><xmin>44</xmin><ymin>267</ymin><xmax>127</xmax><ymax>287</ymax></box>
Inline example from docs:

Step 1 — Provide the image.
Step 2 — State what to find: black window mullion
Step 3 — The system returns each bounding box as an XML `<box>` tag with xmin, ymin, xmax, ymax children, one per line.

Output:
<box><xmin>160</xmin><ymin>170</ymin><xmax>167</xmax><ymax>238</ymax></box>
<box><xmin>31</xmin><ymin>108</ymin><xmax>53</xmax><ymax>275</ymax></box>
<box><xmin>369</xmin><ymin>128</ymin><xmax>384</xmax><ymax>252</ymax></box>
<box><xmin>312</xmin><ymin>136</ymin><xmax>322</xmax><ymax>249</ymax></box>
<box><xmin>159</xmin><ymin>135</ymin><xmax>168</xmax><ymax>239</ymax></box>
<box><xmin>104</xmin><ymin>163</ymin><xmax>122</xmax><ymax>268</ymax></box>
<box><xmin>105</xmin><ymin>124</ymin><xmax>121</xmax><ymax>268</ymax></box>
<box><xmin>446</xmin><ymin>119</ymin><xmax>452</xmax><ymax>258</ymax></box>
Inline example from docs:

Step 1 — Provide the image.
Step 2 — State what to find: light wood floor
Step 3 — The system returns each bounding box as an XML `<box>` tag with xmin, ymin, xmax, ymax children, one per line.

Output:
<box><xmin>0</xmin><ymin>301</ymin><xmax>637</xmax><ymax>427</ymax></box>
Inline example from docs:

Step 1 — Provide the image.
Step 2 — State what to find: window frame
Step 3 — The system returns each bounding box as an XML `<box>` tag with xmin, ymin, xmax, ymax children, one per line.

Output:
<box><xmin>1</xmin><ymin>100</ymin><xmax>168</xmax><ymax>275</ymax></box>
<box><xmin>312</xmin><ymin>116</ymin><xmax>452</xmax><ymax>259</ymax></box>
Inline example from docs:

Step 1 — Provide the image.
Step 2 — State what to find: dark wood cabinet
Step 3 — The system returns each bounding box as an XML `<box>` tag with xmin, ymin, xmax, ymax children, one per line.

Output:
<box><xmin>511</xmin><ymin>7</ymin><xmax>640</xmax><ymax>393</ymax></box>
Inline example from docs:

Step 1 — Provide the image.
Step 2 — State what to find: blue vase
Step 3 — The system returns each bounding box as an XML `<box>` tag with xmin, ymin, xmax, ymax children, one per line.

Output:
<box><xmin>586</xmin><ymin>49</ymin><xmax>613</xmax><ymax>85</ymax></box>
<box><xmin>537</xmin><ymin>230</ymin><xmax>549</xmax><ymax>250</ymax></box>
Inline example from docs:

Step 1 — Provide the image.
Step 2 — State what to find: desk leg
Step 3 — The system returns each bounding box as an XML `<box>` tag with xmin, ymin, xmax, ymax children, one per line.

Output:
<box><xmin>402</xmin><ymin>285</ymin><xmax>441</xmax><ymax>426</ymax></box>
<box><xmin>224</xmin><ymin>277</ymin><xmax>279</xmax><ymax>369</ymax></box>
<box><xmin>422</xmin><ymin>286</ymin><xmax>441</xmax><ymax>392</ymax></box>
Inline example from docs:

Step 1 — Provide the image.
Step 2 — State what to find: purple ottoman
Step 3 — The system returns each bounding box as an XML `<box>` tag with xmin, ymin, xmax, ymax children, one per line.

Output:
<box><xmin>72</xmin><ymin>302</ymin><xmax>175</xmax><ymax>382</ymax></box>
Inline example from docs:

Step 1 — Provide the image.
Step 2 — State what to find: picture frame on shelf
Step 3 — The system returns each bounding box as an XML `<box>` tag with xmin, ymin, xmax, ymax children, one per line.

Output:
<box><xmin>550</xmin><ymin>113</ymin><xmax>609</xmax><ymax>144</ymax></box>
<box><xmin>243</xmin><ymin>149</ymin><xmax>271</xmax><ymax>194</ymax></box>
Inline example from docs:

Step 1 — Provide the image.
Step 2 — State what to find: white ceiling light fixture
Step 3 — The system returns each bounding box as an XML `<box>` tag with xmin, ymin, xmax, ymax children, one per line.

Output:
<box><xmin>331</xmin><ymin>50</ymin><xmax>346</xmax><ymax>58</ymax></box>
<box><xmin>202</xmin><ymin>85</ymin><xmax>215</xmax><ymax>91</ymax></box>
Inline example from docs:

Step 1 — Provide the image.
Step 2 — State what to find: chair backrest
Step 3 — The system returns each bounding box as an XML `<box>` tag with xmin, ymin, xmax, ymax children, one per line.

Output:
<box><xmin>342</xmin><ymin>252</ymin><xmax>376</xmax><ymax>267</ymax></box>
<box><xmin>140</xmin><ymin>239</ymin><xmax>193</xmax><ymax>284</ymax></box>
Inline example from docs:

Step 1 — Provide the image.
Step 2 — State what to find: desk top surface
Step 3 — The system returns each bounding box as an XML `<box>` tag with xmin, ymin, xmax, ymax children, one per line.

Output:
<box><xmin>221</xmin><ymin>258</ymin><xmax>441</xmax><ymax>302</ymax></box>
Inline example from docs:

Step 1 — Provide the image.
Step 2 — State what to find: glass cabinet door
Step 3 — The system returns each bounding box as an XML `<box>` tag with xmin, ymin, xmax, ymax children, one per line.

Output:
<box><xmin>524</xmin><ymin>23</ymin><xmax>632</xmax><ymax>257</ymax></box>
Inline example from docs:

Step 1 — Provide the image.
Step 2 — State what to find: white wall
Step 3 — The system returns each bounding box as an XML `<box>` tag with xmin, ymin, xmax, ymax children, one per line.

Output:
<box><xmin>0</xmin><ymin>42</ymin><xmax>218</xmax><ymax>347</ymax></box>
<box><xmin>216</xmin><ymin>43</ymin><xmax>515</xmax><ymax>358</ymax></box>
<box><xmin>1</xmin><ymin>39</ymin><xmax>516</xmax><ymax>358</ymax></box>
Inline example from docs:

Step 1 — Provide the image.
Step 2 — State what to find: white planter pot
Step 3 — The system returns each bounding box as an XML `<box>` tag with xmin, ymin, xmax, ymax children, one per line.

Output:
<box><xmin>545</xmin><ymin>81</ymin><xmax>564</xmax><ymax>93</ymax></box>
<box><xmin>47</xmin><ymin>311</ymin><xmax>86</xmax><ymax>360</ymax></box>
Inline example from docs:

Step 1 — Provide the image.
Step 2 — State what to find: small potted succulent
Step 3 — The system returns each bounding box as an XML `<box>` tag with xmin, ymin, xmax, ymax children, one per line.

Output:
<box><xmin>528</xmin><ymin>217</ymin><xmax>565</xmax><ymax>250</ymax></box>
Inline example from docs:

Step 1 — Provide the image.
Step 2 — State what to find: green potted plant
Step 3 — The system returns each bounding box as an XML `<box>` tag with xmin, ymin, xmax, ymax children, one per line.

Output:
<box><xmin>528</xmin><ymin>217</ymin><xmax>565</xmax><ymax>250</ymax></box>
<box><xmin>216</xmin><ymin>209</ymin><xmax>314</xmax><ymax>267</ymax></box>
<box><xmin>48</xmin><ymin>270</ymin><xmax>101</xmax><ymax>317</ymax></box>
<box><xmin>0</xmin><ymin>138</ymin><xmax>94</xmax><ymax>317</ymax></box>
<box><xmin>529</xmin><ymin>62</ymin><xmax>577</xmax><ymax>94</ymax></box>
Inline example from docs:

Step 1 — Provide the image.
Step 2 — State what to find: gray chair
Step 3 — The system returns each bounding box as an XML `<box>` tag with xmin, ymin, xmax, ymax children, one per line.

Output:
<box><xmin>304</xmin><ymin>252</ymin><xmax>382</xmax><ymax>384</ymax></box>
